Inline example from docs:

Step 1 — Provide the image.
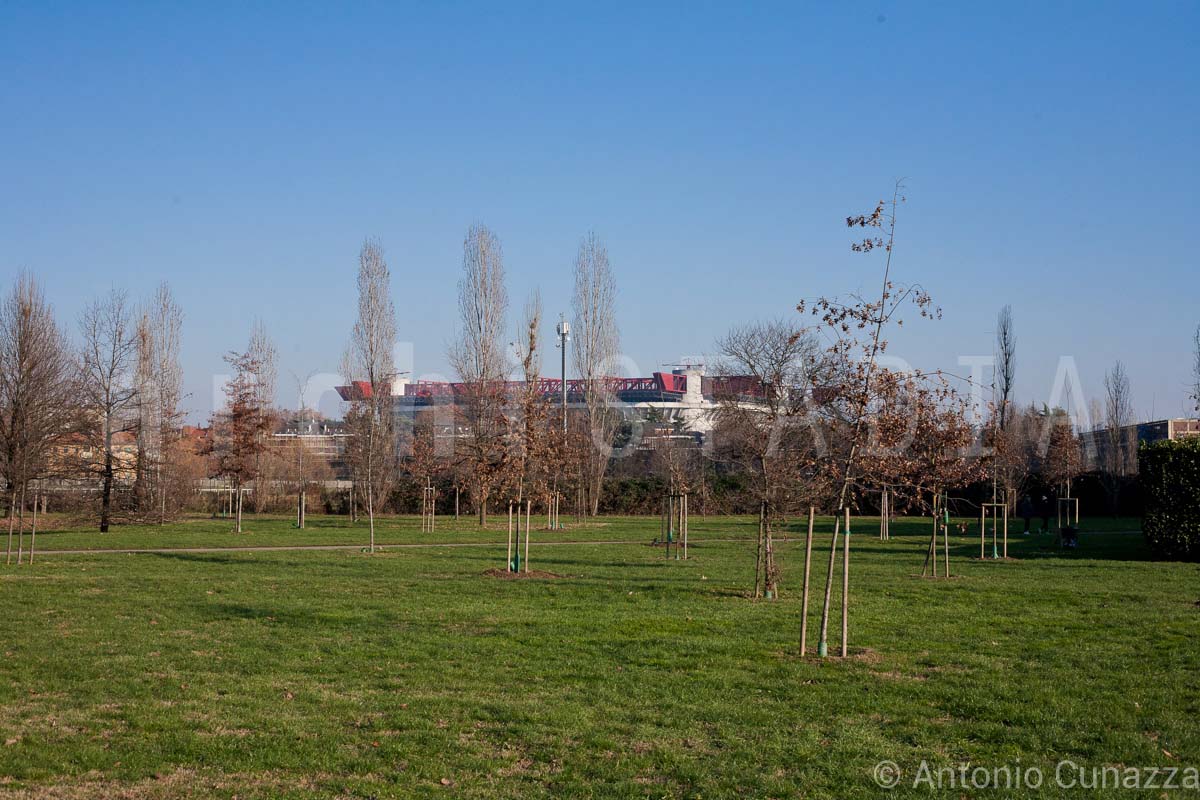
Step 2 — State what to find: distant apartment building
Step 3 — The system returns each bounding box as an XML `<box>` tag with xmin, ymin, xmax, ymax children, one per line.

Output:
<box><xmin>271</xmin><ymin>417</ymin><xmax>351</xmax><ymax>480</ymax></box>
<box><xmin>1082</xmin><ymin>418</ymin><xmax>1200</xmax><ymax>471</ymax></box>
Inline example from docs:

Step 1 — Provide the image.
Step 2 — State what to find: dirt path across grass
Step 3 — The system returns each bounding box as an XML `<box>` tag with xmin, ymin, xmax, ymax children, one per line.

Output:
<box><xmin>30</xmin><ymin>538</ymin><xmax>743</xmax><ymax>556</ymax></box>
<box><xmin>27</xmin><ymin>530</ymin><xmax>1141</xmax><ymax>557</ymax></box>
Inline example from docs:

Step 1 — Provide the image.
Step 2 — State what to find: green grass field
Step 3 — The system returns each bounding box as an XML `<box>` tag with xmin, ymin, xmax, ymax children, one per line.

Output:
<box><xmin>1</xmin><ymin>514</ymin><xmax>1197</xmax><ymax>798</ymax></box>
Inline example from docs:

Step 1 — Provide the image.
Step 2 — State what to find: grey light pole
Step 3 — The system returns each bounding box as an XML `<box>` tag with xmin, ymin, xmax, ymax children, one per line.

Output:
<box><xmin>556</xmin><ymin>314</ymin><xmax>570</xmax><ymax>433</ymax></box>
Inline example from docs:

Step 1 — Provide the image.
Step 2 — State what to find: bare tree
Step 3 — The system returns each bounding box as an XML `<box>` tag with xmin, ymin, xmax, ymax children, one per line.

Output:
<box><xmin>448</xmin><ymin>224</ymin><xmax>509</xmax><ymax>525</ymax></box>
<box><xmin>343</xmin><ymin>239</ymin><xmax>398</xmax><ymax>550</ymax></box>
<box><xmin>247</xmin><ymin>319</ymin><xmax>278</xmax><ymax>512</ymax></box>
<box><xmin>248</xmin><ymin>319</ymin><xmax>278</xmax><ymax>410</ymax></box>
<box><xmin>993</xmin><ymin>403</ymin><xmax>1039</xmax><ymax>510</ymax></box>
<box><xmin>290</xmin><ymin>370</ymin><xmax>318</xmax><ymax>529</ymax></box>
<box><xmin>712</xmin><ymin>319</ymin><xmax>824</xmax><ymax>598</ymax></box>
<box><xmin>150</xmin><ymin>283</ymin><xmax>184</xmax><ymax>523</ymax></box>
<box><xmin>506</xmin><ymin>292</ymin><xmax>555</xmax><ymax>508</ymax></box>
<box><xmin>1193</xmin><ymin>323</ymin><xmax>1200</xmax><ymax>413</ymax></box>
<box><xmin>1100</xmin><ymin>361</ymin><xmax>1134</xmax><ymax>513</ymax></box>
<box><xmin>989</xmin><ymin>305</ymin><xmax>1019</xmax><ymax>507</ymax></box>
<box><xmin>0</xmin><ymin>273</ymin><xmax>78</xmax><ymax>563</ymax></box>
<box><xmin>571</xmin><ymin>232</ymin><xmax>619</xmax><ymax>516</ymax></box>
<box><xmin>79</xmin><ymin>289</ymin><xmax>139</xmax><ymax>532</ymax></box>
<box><xmin>996</xmin><ymin>305</ymin><xmax>1016</xmax><ymax>430</ymax></box>
<box><xmin>132</xmin><ymin>311</ymin><xmax>157</xmax><ymax>512</ymax></box>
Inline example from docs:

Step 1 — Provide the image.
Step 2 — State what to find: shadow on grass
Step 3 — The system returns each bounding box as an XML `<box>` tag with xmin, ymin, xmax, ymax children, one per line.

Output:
<box><xmin>1000</xmin><ymin>531</ymin><xmax>1157</xmax><ymax>562</ymax></box>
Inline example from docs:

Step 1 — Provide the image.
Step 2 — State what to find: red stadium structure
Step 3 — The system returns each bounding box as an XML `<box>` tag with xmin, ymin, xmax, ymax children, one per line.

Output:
<box><xmin>336</xmin><ymin>371</ymin><xmax>768</xmax><ymax>404</ymax></box>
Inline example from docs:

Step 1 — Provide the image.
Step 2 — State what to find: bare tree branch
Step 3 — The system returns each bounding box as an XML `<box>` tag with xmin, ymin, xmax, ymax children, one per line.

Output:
<box><xmin>571</xmin><ymin>231</ymin><xmax>619</xmax><ymax>516</ymax></box>
<box><xmin>448</xmin><ymin>224</ymin><xmax>509</xmax><ymax>526</ymax></box>
<box><xmin>343</xmin><ymin>239</ymin><xmax>398</xmax><ymax>550</ymax></box>
<box><xmin>79</xmin><ymin>289</ymin><xmax>139</xmax><ymax>532</ymax></box>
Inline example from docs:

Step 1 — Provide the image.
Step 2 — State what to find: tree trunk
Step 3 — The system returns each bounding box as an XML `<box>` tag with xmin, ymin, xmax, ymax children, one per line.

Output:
<box><xmin>5</xmin><ymin>490</ymin><xmax>14</xmax><ymax>565</ymax></box>
<box><xmin>765</xmin><ymin>514</ymin><xmax>776</xmax><ymax>598</ymax></box>
<box><xmin>100</xmin><ymin>434</ymin><xmax>114</xmax><ymax>533</ymax></box>
<box><xmin>800</xmin><ymin>506</ymin><xmax>814</xmax><ymax>655</ymax></box>
<box><xmin>29</xmin><ymin>492</ymin><xmax>38</xmax><ymax>564</ymax></box>
<box><xmin>134</xmin><ymin>442</ymin><xmax>147</xmax><ymax>513</ymax></box>
<box><xmin>524</xmin><ymin>500</ymin><xmax>531</xmax><ymax>573</ymax></box>
<box><xmin>367</xmin><ymin>491</ymin><xmax>375</xmax><ymax>553</ymax></box>
<box><xmin>158</xmin><ymin>463</ymin><xmax>166</xmax><ymax>525</ymax></box>
<box><xmin>587</xmin><ymin>447</ymin><xmax>605</xmax><ymax>517</ymax></box>
<box><xmin>817</xmin><ymin>515</ymin><xmax>841</xmax><ymax>657</ymax></box>
<box><xmin>235</xmin><ymin>488</ymin><xmax>243</xmax><ymax>533</ymax></box>
<box><xmin>16</xmin><ymin>483</ymin><xmax>26</xmax><ymax>564</ymax></box>
<box><xmin>753</xmin><ymin>504</ymin><xmax>764</xmax><ymax>598</ymax></box>
<box><xmin>841</xmin><ymin>507</ymin><xmax>850</xmax><ymax>657</ymax></box>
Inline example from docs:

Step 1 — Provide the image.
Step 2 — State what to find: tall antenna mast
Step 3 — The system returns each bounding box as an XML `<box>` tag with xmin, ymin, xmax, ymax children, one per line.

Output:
<box><xmin>556</xmin><ymin>314</ymin><xmax>570</xmax><ymax>434</ymax></box>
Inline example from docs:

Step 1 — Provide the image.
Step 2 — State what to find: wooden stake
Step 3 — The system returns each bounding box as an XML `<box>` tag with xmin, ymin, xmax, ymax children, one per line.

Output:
<box><xmin>662</xmin><ymin>496</ymin><xmax>669</xmax><ymax>560</ymax></box>
<box><xmin>885</xmin><ymin>492</ymin><xmax>890</xmax><ymax>540</ymax></box>
<box><xmin>841</xmin><ymin>506</ymin><xmax>850</xmax><ymax>658</ymax></box>
<box><xmin>753</xmin><ymin>503</ymin><xmax>764</xmax><ymax>597</ymax></box>
<box><xmin>6</xmin><ymin>491</ymin><xmax>14</xmax><ymax>565</ymax></box>
<box><xmin>817</xmin><ymin>514</ymin><xmax>840</xmax><ymax>657</ymax></box>
<box><xmin>942</xmin><ymin>510</ymin><xmax>950</xmax><ymax>577</ymax></box>
<box><xmin>800</xmin><ymin>506</ymin><xmax>814</xmax><ymax>655</ymax></box>
<box><xmin>523</xmin><ymin>500</ymin><xmax>531</xmax><ymax>573</ymax></box>
<box><xmin>29</xmin><ymin>491</ymin><xmax>37</xmax><ymax>565</ymax></box>
<box><xmin>924</xmin><ymin>497</ymin><xmax>938</xmax><ymax>577</ymax></box>
<box><xmin>880</xmin><ymin>491</ymin><xmax>886</xmax><ymax>540</ymax></box>
<box><xmin>682</xmin><ymin>493</ymin><xmax>688</xmax><ymax>560</ymax></box>
<box><xmin>991</xmin><ymin>506</ymin><xmax>997</xmax><ymax>557</ymax></box>
<box><xmin>980</xmin><ymin>506</ymin><xmax>986</xmax><ymax>559</ymax></box>
<box><xmin>16</xmin><ymin>484</ymin><xmax>25</xmax><ymax>565</ymax></box>
<box><xmin>507</xmin><ymin>503</ymin><xmax>513</xmax><ymax>572</ymax></box>
<box><xmin>1003</xmin><ymin>504</ymin><xmax>1009</xmax><ymax>558</ymax></box>
<box><xmin>764</xmin><ymin>511</ymin><xmax>775</xmax><ymax>597</ymax></box>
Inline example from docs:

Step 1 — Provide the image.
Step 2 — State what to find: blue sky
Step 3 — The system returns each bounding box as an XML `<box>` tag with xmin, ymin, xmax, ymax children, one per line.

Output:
<box><xmin>2</xmin><ymin>1</ymin><xmax>1197</xmax><ymax>423</ymax></box>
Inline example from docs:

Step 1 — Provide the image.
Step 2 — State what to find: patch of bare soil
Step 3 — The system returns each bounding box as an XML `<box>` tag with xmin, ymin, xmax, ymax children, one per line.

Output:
<box><xmin>482</xmin><ymin>568</ymin><xmax>563</xmax><ymax>580</ymax></box>
<box><xmin>796</xmin><ymin>646</ymin><xmax>880</xmax><ymax>664</ymax></box>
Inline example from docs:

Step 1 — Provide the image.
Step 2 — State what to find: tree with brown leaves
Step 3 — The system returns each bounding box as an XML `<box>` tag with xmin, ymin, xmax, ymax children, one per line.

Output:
<box><xmin>1043</xmin><ymin>413</ymin><xmax>1083</xmax><ymax>500</ymax></box>
<box><xmin>798</xmin><ymin>184</ymin><xmax>981</xmax><ymax>657</ymax></box>
<box><xmin>712</xmin><ymin>319</ymin><xmax>825</xmax><ymax>599</ymax></box>
<box><xmin>208</xmin><ymin>350</ymin><xmax>274</xmax><ymax>533</ymax></box>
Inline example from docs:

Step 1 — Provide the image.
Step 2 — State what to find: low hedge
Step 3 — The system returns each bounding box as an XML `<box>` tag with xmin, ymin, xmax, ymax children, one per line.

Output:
<box><xmin>1140</xmin><ymin>437</ymin><xmax>1200</xmax><ymax>561</ymax></box>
